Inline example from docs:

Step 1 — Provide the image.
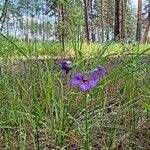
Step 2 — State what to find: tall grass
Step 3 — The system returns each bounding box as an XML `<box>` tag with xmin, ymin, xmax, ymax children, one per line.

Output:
<box><xmin>0</xmin><ymin>35</ymin><xmax>150</xmax><ymax>149</ymax></box>
<box><xmin>1</xmin><ymin>34</ymin><xmax>150</xmax><ymax>59</ymax></box>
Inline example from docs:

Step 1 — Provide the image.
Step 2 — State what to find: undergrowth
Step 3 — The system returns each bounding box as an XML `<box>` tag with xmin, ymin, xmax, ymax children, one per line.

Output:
<box><xmin>0</xmin><ymin>35</ymin><xmax>150</xmax><ymax>149</ymax></box>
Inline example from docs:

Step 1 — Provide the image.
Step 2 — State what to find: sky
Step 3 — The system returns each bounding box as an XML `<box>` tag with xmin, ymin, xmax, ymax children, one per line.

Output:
<box><xmin>131</xmin><ymin>0</ymin><xmax>138</xmax><ymax>7</ymax></box>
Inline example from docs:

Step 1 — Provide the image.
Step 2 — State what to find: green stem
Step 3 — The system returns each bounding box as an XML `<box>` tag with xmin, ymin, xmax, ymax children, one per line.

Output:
<box><xmin>84</xmin><ymin>94</ymin><xmax>89</xmax><ymax>150</ymax></box>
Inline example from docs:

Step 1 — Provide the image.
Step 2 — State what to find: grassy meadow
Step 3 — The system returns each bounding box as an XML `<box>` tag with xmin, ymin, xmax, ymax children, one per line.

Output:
<box><xmin>0</xmin><ymin>36</ymin><xmax>150</xmax><ymax>149</ymax></box>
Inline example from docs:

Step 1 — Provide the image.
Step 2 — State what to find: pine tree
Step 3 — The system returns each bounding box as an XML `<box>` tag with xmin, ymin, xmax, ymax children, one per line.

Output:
<box><xmin>114</xmin><ymin>0</ymin><xmax>120</xmax><ymax>40</ymax></box>
<box><xmin>136</xmin><ymin>0</ymin><xmax>142</xmax><ymax>41</ymax></box>
<box><xmin>142</xmin><ymin>0</ymin><xmax>150</xmax><ymax>42</ymax></box>
<box><xmin>83</xmin><ymin>0</ymin><xmax>90</xmax><ymax>42</ymax></box>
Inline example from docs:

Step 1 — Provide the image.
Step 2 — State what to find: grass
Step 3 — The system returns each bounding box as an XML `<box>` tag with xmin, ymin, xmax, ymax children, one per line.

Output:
<box><xmin>1</xmin><ymin>35</ymin><xmax>150</xmax><ymax>59</ymax></box>
<box><xmin>0</xmin><ymin>35</ymin><xmax>150</xmax><ymax>149</ymax></box>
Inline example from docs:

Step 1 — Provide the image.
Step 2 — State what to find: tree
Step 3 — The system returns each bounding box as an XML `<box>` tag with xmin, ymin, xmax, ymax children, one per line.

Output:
<box><xmin>58</xmin><ymin>2</ymin><xmax>65</xmax><ymax>52</ymax></box>
<box><xmin>89</xmin><ymin>0</ymin><xmax>95</xmax><ymax>42</ymax></box>
<box><xmin>114</xmin><ymin>0</ymin><xmax>120</xmax><ymax>40</ymax></box>
<box><xmin>142</xmin><ymin>0</ymin><xmax>150</xmax><ymax>42</ymax></box>
<box><xmin>83</xmin><ymin>0</ymin><xmax>90</xmax><ymax>42</ymax></box>
<box><xmin>136</xmin><ymin>0</ymin><xmax>142</xmax><ymax>41</ymax></box>
<box><xmin>121</xmin><ymin>0</ymin><xmax>127</xmax><ymax>40</ymax></box>
<box><xmin>100</xmin><ymin>0</ymin><xmax>104</xmax><ymax>42</ymax></box>
<box><xmin>0</xmin><ymin>0</ymin><xmax>9</xmax><ymax>31</ymax></box>
<box><xmin>0</xmin><ymin>0</ymin><xmax>140</xmax><ymax>43</ymax></box>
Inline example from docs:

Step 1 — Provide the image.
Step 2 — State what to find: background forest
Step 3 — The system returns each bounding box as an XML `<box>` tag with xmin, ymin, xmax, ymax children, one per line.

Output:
<box><xmin>0</xmin><ymin>0</ymin><xmax>150</xmax><ymax>43</ymax></box>
<box><xmin>0</xmin><ymin>0</ymin><xmax>150</xmax><ymax>150</ymax></box>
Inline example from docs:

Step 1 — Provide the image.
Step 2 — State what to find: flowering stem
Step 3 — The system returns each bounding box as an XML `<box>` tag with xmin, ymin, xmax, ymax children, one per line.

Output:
<box><xmin>84</xmin><ymin>94</ymin><xmax>90</xmax><ymax>150</ymax></box>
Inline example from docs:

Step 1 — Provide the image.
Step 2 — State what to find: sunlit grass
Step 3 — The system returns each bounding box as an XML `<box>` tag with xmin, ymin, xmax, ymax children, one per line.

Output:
<box><xmin>1</xmin><ymin>36</ymin><xmax>150</xmax><ymax>60</ymax></box>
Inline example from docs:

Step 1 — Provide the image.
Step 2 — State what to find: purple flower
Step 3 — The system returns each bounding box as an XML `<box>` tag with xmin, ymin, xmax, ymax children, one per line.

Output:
<box><xmin>90</xmin><ymin>66</ymin><xmax>106</xmax><ymax>82</ymax></box>
<box><xmin>70</xmin><ymin>73</ymin><xmax>96</xmax><ymax>92</ymax></box>
<box><xmin>61</xmin><ymin>60</ymin><xmax>71</xmax><ymax>74</ymax></box>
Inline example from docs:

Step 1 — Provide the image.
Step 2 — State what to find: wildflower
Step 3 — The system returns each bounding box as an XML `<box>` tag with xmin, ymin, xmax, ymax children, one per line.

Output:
<box><xmin>90</xmin><ymin>66</ymin><xmax>106</xmax><ymax>82</ymax></box>
<box><xmin>70</xmin><ymin>73</ymin><xmax>96</xmax><ymax>92</ymax></box>
<box><xmin>61</xmin><ymin>60</ymin><xmax>71</xmax><ymax>74</ymax></box>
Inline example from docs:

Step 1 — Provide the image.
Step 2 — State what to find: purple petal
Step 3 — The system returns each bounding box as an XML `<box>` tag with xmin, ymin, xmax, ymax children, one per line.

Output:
<box><xmin>90</xmin><ymin>66</ymin><xmax>106</xmax><ymax>81</ymax></box>
<box><xmin>61</xmin><ymin>60</ymin><xmax>72</xmax><ymax>74</ymax></box>
<box><xmin>79</xmin><ymin>80</ymin><xmax>96</xmax><ymax>91</ymax></box>
<box><xmin>90</xmin><ymin>70</ymin><xmax>100</xmax><ymax>82</ymax></box>
<box><xmin>89</xmin><ymin>79</ymin><xmax>97</xmax><ymax>88</ymax></box>
<box><xmin>70</xmin><ymin>72</ymin><xmax>97</xmax><ymax>92</ymax></box>
<box><xmin>79</xmin><ymin>83</ymin><xmax>91</xmax><ymax>92</ymax></box>
<box><xmin>70</xmin><ymin>73</ymin><xmax>84</xmax><ymax>86</ymax></box>
<box><xmin>97</xmin><ymin>66</ymin><xmax>106</xmax><ymax>77</ymax></box>
<box><xmin>64</xmin><ymin>67</ymin><xmax>71</xmax><ymax>74</ymax></box>
<box><xmin>64</xmin><ymin>60</ymin><xmax>71</xmax><ymax>64</ymax></box>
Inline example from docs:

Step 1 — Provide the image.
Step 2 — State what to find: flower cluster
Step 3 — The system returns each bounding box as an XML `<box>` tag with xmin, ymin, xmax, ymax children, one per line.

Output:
<box><xmin>61</xmin><ymin>60</ymin><xmax>106</xmax><ymax>92</ymax></box>
<box><xmin>70</xmin><ymin>73</ymin><xmax>97</xmax><ymax>92</ymax></box>
<box><xmin>61</xmin><ymin>60</ymin><xmax>72</xmax><ymax>74</ymax></box>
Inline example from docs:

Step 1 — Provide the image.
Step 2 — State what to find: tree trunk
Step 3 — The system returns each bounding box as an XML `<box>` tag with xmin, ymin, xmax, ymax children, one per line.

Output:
<box><xmin>0</xmin><ymin>0</ymin><xmax>9</xmax><ymax>31</ymax></box>
<box><xmin>42</xmin><ymin>0</ymin><xmax>45</xmax><ymax>41</ymax></box>
<box><xmin>114</xmin><ymin>0</ymin><xmax>120</xmax><ymax>40</ymax></box>
<box><xmin>142</xmin><ymin>17</ymin><xmax>150</xmax><ymax>42</ymax></box>
<box><xmin>121</xmin><ymin>0</ymin><xmax>127</xmax><ymax>40</ymax></box>
<box><xmin>61</xmin><ymin>3</ymin><xmax>65</xmax><ymax>52</ymax></box>
<box><xmin>24</xmin><ymin>0</ymin><xmax>29</xmax><ymax>42</ymax></box>
<box><xmin>136</xmin><ymin>0</ymin><xmax>142</xmax><ymax>41</ymax></box>
<box><xmin>58</xmin><ymin>2</ymin><xmax>65</xmax><ymax>53</ymax></box>
<box><xmin>142</xmin><ymin>2</ymin><xmax>150</xmax><ymax>42</ymax></box>
<box><xmin>106</xmin><ymin>26</ymin><xmax>109</xmax><ymax>41</ymax></box>
<box><xmin>90</xmin><ymin>0</ymin><xmax>95</xmax><ymax>42</ymax></box>
<box><xmin>100</xmin><ymin>0</ymin><xmax>104</xmax><ymax>42</ymax></box>
<box><xmin>106</xmin><ymin>0</ymin><xmax>111</xmax><ymax>41</ymax></box>
<box><xmin>83</xmin><ymin>0</ymin><xmax>90</xmax><ymax>42</ymax></box>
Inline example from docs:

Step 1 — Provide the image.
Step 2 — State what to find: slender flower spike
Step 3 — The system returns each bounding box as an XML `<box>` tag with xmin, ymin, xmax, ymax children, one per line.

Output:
<box><xmin>61</xmin><ymin>60</ymin><xmax>71</xmax><ymax>74</ymax></box>
<box><xmin>70</xmin><ymin>73</ymin><xmax>96</xmax><ymax>92</ymax></box>
<box><xmin>90</xmin><ymin>66</ymin><xmax>106</xmax><ymax>82</ymax></box>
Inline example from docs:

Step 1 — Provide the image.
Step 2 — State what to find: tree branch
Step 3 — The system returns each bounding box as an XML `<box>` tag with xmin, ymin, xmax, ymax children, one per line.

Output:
<box><xmin>0</xmin><ymin>0</ymin><xmax>9</xmax><ymax>31</ymax></box>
